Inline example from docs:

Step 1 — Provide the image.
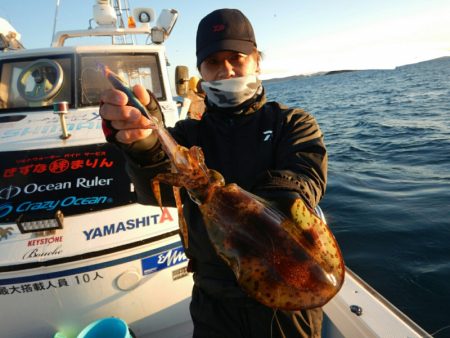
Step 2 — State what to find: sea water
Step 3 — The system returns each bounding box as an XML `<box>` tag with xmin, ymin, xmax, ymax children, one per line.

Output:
<box><xmin>265</xmin><ymin>57</ymin><xmax>450</xmax><ymax>336</ymax></box>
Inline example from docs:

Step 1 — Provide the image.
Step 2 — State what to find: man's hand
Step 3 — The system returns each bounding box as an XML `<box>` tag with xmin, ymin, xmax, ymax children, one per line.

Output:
<box><xmin>99</xmin><ymin>84</ymin><xmax>153</xmax><ymax>144</ymax></box>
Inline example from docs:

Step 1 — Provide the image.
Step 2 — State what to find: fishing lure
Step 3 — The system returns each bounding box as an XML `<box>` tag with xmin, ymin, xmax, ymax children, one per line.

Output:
<box><xmin>97</xmin><ymin>63</ymin><xmax>152</xmax><ymax>119</ymax></box>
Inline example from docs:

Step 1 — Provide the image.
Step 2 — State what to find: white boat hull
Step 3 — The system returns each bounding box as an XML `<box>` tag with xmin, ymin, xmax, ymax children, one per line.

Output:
<box><xmin>0</xmin><ymin>224</ymin><xmax>193</xmax><ymax>337</ymax></box>
<box><xmin>323</xmin><ymin>268</ymin><xmax>431</xmax><ymax>338</ymax></box>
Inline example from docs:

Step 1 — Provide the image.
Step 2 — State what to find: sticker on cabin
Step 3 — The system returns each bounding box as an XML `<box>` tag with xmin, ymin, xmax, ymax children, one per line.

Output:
<box><xmin>172</xmin><ymin>266</ymin><xmax>189</xmax><ymax>281</ymax></box>
<box><xmin>0</xmin><ymin>271</ymin><xmax>104</xmax><ymax>296</ymax></box>
<box><xmin>82</xmin><ymin>207</ymin><xmax>174</xmax><ymax>240</ymax></box>
<box><xmin>0</xmin><ymin>144</ymin><xmax>137</xmax><ymax>223</ymax></box>
<box><xmin>21</xmin><ymin>236</ymin><xmax>65</xmax><ymax>261</ymax></box>
<box><xmin>0</xmin><ymin>114</ymin><xmax>102</xmax><ymax>139</ymax></box>
<box><xmin>141</xmin><ymin>246</ymin><xmax>187</xmax><ymax>276</ymax></box>
<box><xmin>27</xmin><ymin>235</ymin><xmax>64</xmax><ymax>247</ymax></box>
<box><xmin>22</xmin><ymin>245</ymin><xmax>63</xmax><ymax>260</ymax></box>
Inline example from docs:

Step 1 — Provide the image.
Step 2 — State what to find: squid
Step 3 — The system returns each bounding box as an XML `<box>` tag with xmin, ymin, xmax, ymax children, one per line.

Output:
<box><xmin>151</xmin><ymin>138</ymin><xmax>345</xmax><ymax>311</ymax></box>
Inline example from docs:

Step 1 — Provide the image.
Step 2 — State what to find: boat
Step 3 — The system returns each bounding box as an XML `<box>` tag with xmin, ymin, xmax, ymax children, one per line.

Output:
<box><xmin>0</xmin><ymin>1</ymin><xmax>431</xmax><ymax>337</ymax></box>
<box><xmin>0</xmin><ymin>1</ymin><xmax>192</xmax><ymax>337</ymax></box>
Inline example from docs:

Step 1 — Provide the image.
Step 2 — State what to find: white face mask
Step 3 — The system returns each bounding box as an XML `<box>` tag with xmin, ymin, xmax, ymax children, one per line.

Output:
<box><xmin>201</xmin><ymin>75</ymin><xmax>262</xmax><ymax>109</ymax></box>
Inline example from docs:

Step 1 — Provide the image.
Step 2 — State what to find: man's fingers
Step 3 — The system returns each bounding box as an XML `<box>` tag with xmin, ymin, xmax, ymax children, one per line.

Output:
<box><xmin>100</xmin><ymin>104</ymin><xmax>139</xmax><ymax>122</ymax></box>
<box><xmin>115</xmin><ymin>128</ymin><xmax>153</xmax><ymax>144</ymax></box>
<box><xmin>133</xmin><ymin>84</ymin><xmax>150</xmax><ymax>106</ymax></box>
<box><xmin>99</xmin><ymin>86</ymin><xmax>154</xmax><ymax>145</ymax></box>
<box><xmin>100</xmin><ymin>88</ymin><xmax>128</xmax><ymax>106</ymax></box>
<box><xmin>111</xmin><ymin>115</ymin><xmax>151</xmax><ymax>130</ymax></box>
<box><xmin>100</xmin><ymin>103</ymin><xmax>145</xmax><ymax>124</ymax></box>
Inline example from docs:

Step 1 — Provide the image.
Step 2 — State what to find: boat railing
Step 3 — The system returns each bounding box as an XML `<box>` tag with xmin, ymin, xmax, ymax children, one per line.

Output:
<box><xmin>51</xmin><ymin>26</ymin><xmax>152</xmax><ymax>47</ymax></box>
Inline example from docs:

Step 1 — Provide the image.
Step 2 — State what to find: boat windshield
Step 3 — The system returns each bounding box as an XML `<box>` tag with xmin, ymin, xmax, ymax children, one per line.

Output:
<box><xmin>80</xmin><ymin>53</ymin><xmax>164</xmax><ymax>107</ymax></box>
<box><xmin>0</xmin><ymin>53</ymin><xmax>164</xmax><ymax>112</ymax></box>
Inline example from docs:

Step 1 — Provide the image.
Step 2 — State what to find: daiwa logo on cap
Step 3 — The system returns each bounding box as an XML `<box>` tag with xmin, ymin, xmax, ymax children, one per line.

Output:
<box><xmin>212</xmin><ymin>24</ymin><xmax>225</xmax><ymax>32</ymax></box>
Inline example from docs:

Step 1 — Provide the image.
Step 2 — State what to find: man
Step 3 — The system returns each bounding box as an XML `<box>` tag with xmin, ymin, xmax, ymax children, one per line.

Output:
<box><xmin>100</xmin><ymin>8</ymin><xmax>326</xmax><ymax>337</ymax></box>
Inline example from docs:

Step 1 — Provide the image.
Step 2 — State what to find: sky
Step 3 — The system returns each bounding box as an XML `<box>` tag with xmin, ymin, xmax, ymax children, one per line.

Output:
<box><xmin>1</xmin><ymin>0</ymin><xmax>449</xmax><ymax>80</ymax></box>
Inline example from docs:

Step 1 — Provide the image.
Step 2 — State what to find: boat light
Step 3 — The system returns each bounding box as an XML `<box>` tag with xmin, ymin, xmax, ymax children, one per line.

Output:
<box><xmin>151</xmin><ymin>9</ymin><xmax>178</xmax><ymax>44</ymax></box>
<box><xmin>16</xmin><ymin>210</ymin><xmax>64</xmax><ymax>234</ymax></box>
<box><xmin>151</xmin><ymin>27</ymin><xmax>165</xmax><ymax>44</ymax></box>
<box><xmin>157</xmin><ymin>9</ymin><xmax>178</xmax><ymax>36</ymax></box>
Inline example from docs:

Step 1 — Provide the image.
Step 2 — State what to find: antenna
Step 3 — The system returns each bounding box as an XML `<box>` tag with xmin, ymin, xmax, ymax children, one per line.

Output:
<box><xmin>51</xmin><ymin>0</ymin><xmax>61</xmax><ymax>46</ymax></box>
<box><xmin>110</xmin><ymin>0</ymin><xmax>136</xmax><ymax>44</ymax></box>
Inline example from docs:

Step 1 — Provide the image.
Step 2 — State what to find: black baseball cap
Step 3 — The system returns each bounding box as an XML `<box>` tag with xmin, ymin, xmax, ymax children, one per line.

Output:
<box><xmin>196</xmin><ymin>9</ymin><xmax>257</xmax><ymax>67</ymax></box>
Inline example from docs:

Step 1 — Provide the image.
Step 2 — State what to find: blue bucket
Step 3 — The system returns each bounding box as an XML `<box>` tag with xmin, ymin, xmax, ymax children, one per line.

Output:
<box><xmin>77</xmin><ymin>317</ymin><xmax>132</xmax><ymax>338</ymax></box>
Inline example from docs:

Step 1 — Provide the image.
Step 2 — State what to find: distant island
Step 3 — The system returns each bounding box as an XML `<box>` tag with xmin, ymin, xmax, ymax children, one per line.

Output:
<box><xmin>262</xmin><ymin>56</ymin><xmax>450</xmax><ymax>84</ymax></box>
<box><xmin>323</xmin><ymin>70</ymin><xmax>357</xmax><ymax>76</ymax></box>
<box><xmin>263</xmin><ymin>69</ymin><xmax>359</xmax><ymax>84</ymax></box>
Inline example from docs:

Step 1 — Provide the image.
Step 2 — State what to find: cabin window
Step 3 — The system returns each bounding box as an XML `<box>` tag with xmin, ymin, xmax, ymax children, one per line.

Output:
<box><xmin>80</xmin><ymin>53</ymin><xmax>164</xmax><ymax>106</ymax></box>
<box><xmin>0</xmin><ymin>56</ymin><xmax>72</xmax><ymax>111</ymax></box>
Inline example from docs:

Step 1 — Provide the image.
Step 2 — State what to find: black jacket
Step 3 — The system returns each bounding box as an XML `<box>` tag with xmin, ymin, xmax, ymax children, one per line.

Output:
<box><xmin>124</xmin><ymin>93</ymin><xmax>327</xmax><ymax>290</ymax></box>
